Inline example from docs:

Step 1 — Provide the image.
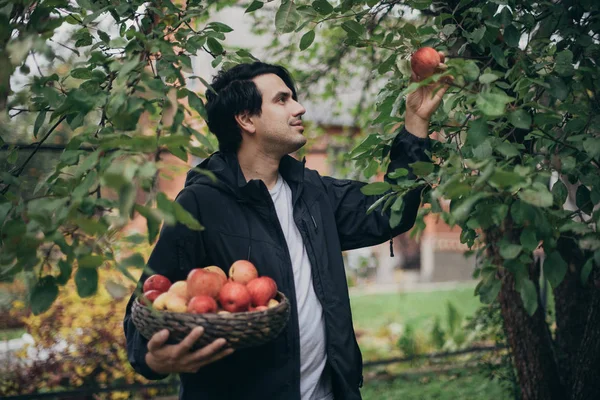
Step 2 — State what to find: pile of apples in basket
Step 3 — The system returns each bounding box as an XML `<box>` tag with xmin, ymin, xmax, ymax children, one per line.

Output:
<box><xmin>141</xmin><ymin>260</ymin><xmax>280</xmax><ymax>314</ymax></box>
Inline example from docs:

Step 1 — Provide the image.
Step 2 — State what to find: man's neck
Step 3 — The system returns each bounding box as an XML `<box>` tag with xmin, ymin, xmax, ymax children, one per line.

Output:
<box><xmin>237</xmin><ymin>145</ymin><xmax>281</xmax><ymax>190</ymax></box>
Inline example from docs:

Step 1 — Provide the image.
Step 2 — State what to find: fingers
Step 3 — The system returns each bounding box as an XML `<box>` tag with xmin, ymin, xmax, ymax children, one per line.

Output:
<box><xmin>147</xmin><ymin>329</ymin><xmax>170</xmax><ymax>352</ymax></box>
<box><xmin>176</xmin><ymin>326</ymin><xmax>206</xmax><ymax>354</ymax></box>
<box><xmin>438</xmin><ymin>51</ymin><xmax>445</xmax><ymax>63</ymax></box>
<box><xmin>195</xmin><ymin>347</ymin><xmax>235</xmax><ymax>369</ymax></box>
<box><xmin>410</xmin><ymin>70</ymin><xmax>419</xmax><ymax>83</ymax></box>
<box><xmin>189</xmin><ymin>338</ymin><xmax>229</xmax><ymax>362</ymax></box>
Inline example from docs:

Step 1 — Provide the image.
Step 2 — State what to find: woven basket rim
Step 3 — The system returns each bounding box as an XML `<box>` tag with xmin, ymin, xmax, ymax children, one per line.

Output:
<box><xmin>133</xmin><ymin>290</ymin><xmax>289</xmax><ymax>320</ymax></box>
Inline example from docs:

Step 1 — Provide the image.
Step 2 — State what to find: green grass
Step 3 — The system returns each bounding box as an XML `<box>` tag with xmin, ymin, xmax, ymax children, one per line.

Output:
<box><xmin>361</xmin><ymin>369</ymin><xmax>512</xmax><ymax>400</ymax></box>
<box><xmin>350</xmin><ymin>285</ymin><xmax>481</xmax><ymax>332</ymax></box>
<box><xmin>0</xmin><ymin>328</ymin><xmax>26</xmax><ymax>341</ymax></box>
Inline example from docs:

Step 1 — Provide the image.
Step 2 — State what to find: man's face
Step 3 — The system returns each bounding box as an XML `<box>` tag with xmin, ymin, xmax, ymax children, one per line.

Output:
<box><xmin>247</xmin><ymin>73</ymin><xmax>307</xmax><ymax>156</ymax></box>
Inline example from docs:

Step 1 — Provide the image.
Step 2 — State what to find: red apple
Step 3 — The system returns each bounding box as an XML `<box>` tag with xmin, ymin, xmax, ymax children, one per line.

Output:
<box><xmin>187</xmin><ymin>295</ymin><xmax>218</xmax><ymax>314</ymax></box>
<box><xmin>143</xmin><ymin>290</ymin><xmax>162</xmax><ymax>303</ymax></box>
<box><xmin>229</xmin><ymin>260</ymin><xmax>258</xmax><ymax>285</ymax></box>
<box><xmin>411</xmin><ymin>47</ymin><xmax>441</xmax><ymax>79</ymax></box>
<box><xmin>204</xmin><ymin>266</ymin><xmax>227</xmax><ymax>283</ymax></box>
<box><xmin>218</xmin><ymin>282</ymin><xmax>251</xmax><ymax>313</ymax></box>
<box><xmin>143</xmin><ymin>274</ymin><xmax>172</xmax><ymax>293</ymax></box>
<box><xmin>246</xmin><ymin>277</ymin><xmax>277</xmax><ymax>307</ymax></box>
<box><xmin>187</xmin><ymin>268</ymin><xmax>225</xmax><ymax>299</ymax></box>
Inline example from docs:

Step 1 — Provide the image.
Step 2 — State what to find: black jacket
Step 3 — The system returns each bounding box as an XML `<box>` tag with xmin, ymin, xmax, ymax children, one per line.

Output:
<box><xmin>123</xmin><ymin>127</ymin><xmax>430</xmax><ymax>400</ymax></box>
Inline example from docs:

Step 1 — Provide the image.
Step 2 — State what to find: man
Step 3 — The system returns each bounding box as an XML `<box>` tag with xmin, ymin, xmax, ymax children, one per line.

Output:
<box><xmin>124</xmin><ymin>60</ymin><xmax>448</xmax><ymax>400</ymax></box>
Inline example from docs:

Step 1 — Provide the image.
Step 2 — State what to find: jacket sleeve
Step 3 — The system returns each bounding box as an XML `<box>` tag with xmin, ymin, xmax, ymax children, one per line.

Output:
<box><xmin>322</xmin><ymin>127</ymin><xmax>431</xmax><ymax>251</ymax></box>
<box><xmin>123</xmin><ymin>188</ymin><xmax>205</xmax><ymax>380</ymax></box>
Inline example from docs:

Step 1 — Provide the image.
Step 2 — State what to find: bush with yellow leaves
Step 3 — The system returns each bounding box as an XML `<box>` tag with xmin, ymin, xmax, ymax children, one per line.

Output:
<box><xmin>1</xmin><ymin>265</ymin><xmax>176</xmax><ymax>399</ymax></box>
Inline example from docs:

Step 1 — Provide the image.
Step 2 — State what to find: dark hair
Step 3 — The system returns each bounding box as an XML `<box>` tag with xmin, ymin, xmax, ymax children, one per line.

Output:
<box><xmin>205</xmin><ymin>62</ymin><xmax>298</xmax><ymax>153</ymax></box>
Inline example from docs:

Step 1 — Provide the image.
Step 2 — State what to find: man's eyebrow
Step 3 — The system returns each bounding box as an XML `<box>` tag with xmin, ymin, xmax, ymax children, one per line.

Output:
<box><xmin>272</xmin><ymin>91</ymin><xmax>292</xmax><ymax>101</ymax></box>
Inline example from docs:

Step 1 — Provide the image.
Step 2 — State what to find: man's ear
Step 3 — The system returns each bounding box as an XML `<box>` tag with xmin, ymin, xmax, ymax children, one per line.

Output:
<box><xmin>235</xmin><ymin>112</ymin><xmax>256</xmax><ymax>134</ymax></box>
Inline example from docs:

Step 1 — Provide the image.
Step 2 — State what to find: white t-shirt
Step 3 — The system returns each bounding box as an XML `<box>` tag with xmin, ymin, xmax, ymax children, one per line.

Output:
<box><xmin>268</xmin><ymin>174</ymin><xmax>334</xmax><ymax>400</ymax></box>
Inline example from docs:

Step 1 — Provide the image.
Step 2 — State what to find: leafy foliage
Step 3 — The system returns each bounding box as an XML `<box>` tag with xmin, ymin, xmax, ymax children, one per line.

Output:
<box><xmin>249</xmin><ymin>0</ymin><xmax>600</xmax><ymax>314</ymax></box>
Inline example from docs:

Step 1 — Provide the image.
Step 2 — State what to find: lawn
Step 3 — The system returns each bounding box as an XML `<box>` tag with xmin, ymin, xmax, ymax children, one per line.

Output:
<box><xmin>350</xmin><ymin>284</ymin><xmax>481</xmax><ymax>332</ymax></box>
<box><xmin>361</xmin><ymin>368</ymin><xmax>512</xmax><ymax>400</ymax></box>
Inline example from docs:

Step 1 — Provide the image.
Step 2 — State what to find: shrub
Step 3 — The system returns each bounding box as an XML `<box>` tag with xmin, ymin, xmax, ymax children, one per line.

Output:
<box><xmin>1</xmin><ymin>266</ymin><xmax>172</xmax><ymax>399</ymax></box>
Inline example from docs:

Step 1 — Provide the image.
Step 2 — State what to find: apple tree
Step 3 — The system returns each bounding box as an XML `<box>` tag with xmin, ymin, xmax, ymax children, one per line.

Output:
<box><xmin>246</xmin><ymin>0</ymin><xmax>600</xmax><ymax>399</ymax></box>
<box><xmin>0</xmin><ymin>0</ymin><xmax>253</xmax><ymax>312</ymax></box>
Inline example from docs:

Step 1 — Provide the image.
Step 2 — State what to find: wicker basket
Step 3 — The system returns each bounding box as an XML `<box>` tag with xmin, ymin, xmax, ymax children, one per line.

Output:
<box><xmin>131</xmin><ymin>292</ymin><xmax>290</xmax><ymax>350</ymax></box>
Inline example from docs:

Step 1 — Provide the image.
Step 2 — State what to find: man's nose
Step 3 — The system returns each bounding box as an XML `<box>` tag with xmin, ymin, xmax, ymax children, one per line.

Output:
<box><xmin>293</xmin><ymin>100</ymin><xmax>306</xmax><ymax>118</ymax></box>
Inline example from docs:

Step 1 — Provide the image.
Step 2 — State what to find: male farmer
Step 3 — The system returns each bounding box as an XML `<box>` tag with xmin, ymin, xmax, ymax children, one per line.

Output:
<box><xmin>124</xmin><ymin>59</ymin><xmax>448</xmax><ymax>400</ymax></box>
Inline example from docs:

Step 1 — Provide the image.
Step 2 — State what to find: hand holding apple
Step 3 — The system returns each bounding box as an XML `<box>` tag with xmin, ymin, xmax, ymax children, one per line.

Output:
<box><xmin>406</xmin><ymin>47</ymin><xmax>452</xmax><ymax>138</ymax></box>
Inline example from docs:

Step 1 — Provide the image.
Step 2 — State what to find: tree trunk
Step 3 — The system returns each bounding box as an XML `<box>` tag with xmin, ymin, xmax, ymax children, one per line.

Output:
<box><xmin>498</xmin><ymin>267</ymin><xmax>565</xmax><ymax>400</ymax></box>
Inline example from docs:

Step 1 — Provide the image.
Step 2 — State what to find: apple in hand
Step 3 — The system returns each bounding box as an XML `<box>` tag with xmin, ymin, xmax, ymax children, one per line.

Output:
<box><xmin>143</xmin><ymin>290</ymin><xmax>162</xmax><ymax>303</ymax></box>
<box><xmin>203</xmin><ymin>266</ymin><xmax>227</xmax><ymax>283</ymax></box>
<box><xmin>188</xmin><ymin>268</ymin><xmax>225</xmax><ymax>299</ymax></box>
<box><xmin>168</xmin><ymin>281</ymin><xmax>189</xmax><ymax>300</ymax></box>
<box><xmin>246</xmin><ymin>277</ymin><xmax>277</xmax><ymax>307</ymax></box>
<box><xmin>411</xmin><ymin>47</ymin><xmax>442</xmax><ymax>79</ymax></box>
<box><xmin>143</xmin><ymin>274</ymin><xmax>171</xmax><ymax>293</ymax></box>
<box><xmin>218</xmin><ymin>282</ymin><xmax>251</xmax><ymax>313</ymax></box>
<box><xmin>187</xmin><ymin>295</ymin><xmax>218</xmax><ymax>314</ymax></box>
<box><xmin>229</xmin><ymin>260</ymin><xmax>258</xmax><ymax>284</ymax></box>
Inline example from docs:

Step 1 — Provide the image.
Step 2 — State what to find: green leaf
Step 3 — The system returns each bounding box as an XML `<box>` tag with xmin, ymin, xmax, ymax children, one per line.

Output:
<box><xmin>57</xmin><ymin>259</ymin><xmax>72</xmax><ymax>285</ymax></box>
<box><xmin>75</xmin><ymin>267</ymin><xmax>98</xmax><ymax>297</ymax></box>
<box><xmin>499</xmin><ymin>243</ymin><xmax>522</xmax><ymax>260</ymax></box>
<box><xmin>33</xmin><ymin>110</ymin><xmax>46</xmax><ymax>138</ymax></box>
<box><xmin>206</xmin><ymin>37</ymin><xmax>224</xmax><ymax>55</ymax></box>
<box><xmin>135</xmin><ymin>205</ymin><xmax>161</xmax><ymax>244</ymax></box>
<box><xmin>312</xmin><ymin>0</ymin><xmax>334</xmax><ymax>15</ymax></box>
<box><xmin>389</xmin><ymin>209</ymin><xmax>403</xmax><ymax>229</ymax></box>
<box><xmin>466</xmin><ymin>118</ymin><xmax>489</xmax><ymax>147</ymax></box>
<box><xmin>388</xmin><ymin>168</ymin><xmax>408</xmax><ymax>179</ymax></box>
<box><xmin>188</xmin><ymin>91</ymin><xmax>208</xmax><ymax>120</ymax></box>
<box><xmin>361</xmin><ymin>182</ymin><xmax>391</xmax><ymax>195</ymax></box>
<box><xmin>489</xmin><ymin>170</ymin><xmax>523</xmax><ymax>188</ymax></box>
<box><xmin>490</xmin><ymin>45</ymin><xmax>507</xmax><ymax>68</ymax></box>
<box><xmin>463</xmin><ymin>61</ymin><xmax>480</xmax><ymax>82</ymax></box>
<box><xmin>341</xmin><ymin>20</ymin><xmax>366</xmax><ymax>38</ymax></box>
<box><xmin>552</xmin><ymin>180</ymin><xmax>568</xmax><ymax>206</ymax></box>
<box><xmin>245</xmin><ymin>1</ymin><xmax>264</xmax><ymax>13</ymax></box>
<box><xmin>581</xmin><ymin>258</ymin><xmax>594</xmax><ymax>285</ymax></box>
<box><xmin>478</xmin><ymin>278</ymin><xmax>501</xmax><ymax>304</ymax></box>
<box><xmin>300</xmin><ymin>30</ymin><xmax>315</xmax><ymax>51</ymax></box>
<box><xmin>520</xmin><ymin>228</ymin><xmax>539</xmax><ymax>252</ymax></box>
<box><xmin>518</xmin><ymin>188</ymin><xmax>553</xmax><ymax>208</ymax></box>
<box><xmin>276</xmin><ymin>0</ymin><xmax>299</xmax><ymax>33</ymax></box>
<box><xmin>554</xmin><ymin>50</ymin><xmax>575</xmax><ymax>77</ymax></box>
<box><xmin>479</xmin><ymin>73</ymin><xmax>498</xmax><ymax>84</ymax></box>
<box><xmin>391</xmin><ymin>196</ymin><xmax>404</xmax><ymax>212</ymax></box>
<box><xmin>545</xmin><ymin>76</ymin><xmax>568</xmax><ymax>101</ymax></box>
<box><xmin>519</xmin><ymin>278</ymin><xmax>539</xmax><ymax>316</ymax></box>
<box><xmin>30</xmin><ymin>277</ymin><xmax>59</xmax><ymax>315</ymax></box>
<box><xmin>71</xmin><ymin>68</ymin><xmax>93</xmax><ymax>79</ymax></box>
<box><xmin>452</xmin><ymin>193</ymin><xmax>488</xmax><ymax>222</ymax></box>
<box><xmin>503</xmin><ymin>24</ymin><xmax>520</xmax><ymax>47</ymax></box>
<box><xmin>544</xmin><ymin>251</ymin><xmax>568</xmax><ymax>288</ymax></box>
<box><xmin>476</xmin><ymin>91</ymin><xmax>514</xmax><ymax>117</ymax></box>
<box><xmin>207</xmin><ymin>22</ymin><xmax>234</xmax><ymax>33</ymax></box>
<box><xmin>78</xmin><ymin>254</ymin><xmax>104</xmax><ymax>268</ymax></box>
<box><xmin>509</xmin><ymin>109</ymin><xmax>531</xmax><ymax>129</ymax></box>
<box><xmin>378</xmin><ymin>54</ymin><xmax>397</xmax><ymax>74</ymax></box>
<box><xmin>576</xmin><ymin>185</ymin><xmax>593</xmax><ymax>215</ymax></box>
<box><xmin>409</xmin><ymin>161</ymin><xmax>434</xmax><ymax>176</ymax></box>
<box><xmin>496</xmin><ymin>142</ymin><xmax>520</xmax><ymax>159</ymax></box>
<box><xmin>173</xmin><ymin>201</ymin><xmax>203</xmax><ymax>231</ymax></box>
